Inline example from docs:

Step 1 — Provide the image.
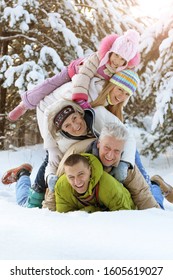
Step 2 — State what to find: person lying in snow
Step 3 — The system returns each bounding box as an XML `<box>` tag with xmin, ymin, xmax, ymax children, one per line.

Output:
<box><xmin>3</xmin><ymin>124</ymin><xmax>173</xmax><ymax>210</ymax></box>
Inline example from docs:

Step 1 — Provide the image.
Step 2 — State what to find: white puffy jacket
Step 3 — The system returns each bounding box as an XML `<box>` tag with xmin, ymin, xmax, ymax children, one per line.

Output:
<box><xmin>36</xmin><ymin>79</ymin><xmax>136</xmax><ymax>179</ymax></box>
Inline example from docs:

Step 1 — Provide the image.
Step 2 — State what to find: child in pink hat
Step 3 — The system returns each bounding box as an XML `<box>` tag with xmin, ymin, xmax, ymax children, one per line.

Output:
<box><xmin>8</xmin><ymin>29</ymin><xmax>140</xmax><ymax>121</ymax></box>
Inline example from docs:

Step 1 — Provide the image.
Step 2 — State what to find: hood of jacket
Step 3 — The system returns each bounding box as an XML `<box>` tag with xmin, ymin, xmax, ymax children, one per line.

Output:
<box><xmin>46</xmin><ymin>99</ymin><xmax>84</xmax><ymax>138</ymax></box>
<box><xmin>80</xmin><ymin>153</ymin><xmax>103</xmax><ymax>197</ymax></box>
<box><xmin>44</xmin><ymin>99</ymin><xmax>99</xmax><ymax>149</ymax></box>
<box><xmin>42</xmin><ymin>99</ymin><xmax>84</xmax><ymax>149</ymax></box>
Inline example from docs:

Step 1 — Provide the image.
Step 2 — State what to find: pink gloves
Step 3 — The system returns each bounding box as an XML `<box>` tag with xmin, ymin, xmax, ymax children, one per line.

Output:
<box><xmin>76</xmin><ymin>100</ymin><xmax>91</xmax><ymax>109</ymax></box>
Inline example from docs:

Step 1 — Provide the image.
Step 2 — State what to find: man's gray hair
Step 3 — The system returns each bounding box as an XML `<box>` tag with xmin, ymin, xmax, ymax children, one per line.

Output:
<box><xmin>99</xmin><ymin>122</ymin><xmax>129</xmax><ymax>142</ymax></box>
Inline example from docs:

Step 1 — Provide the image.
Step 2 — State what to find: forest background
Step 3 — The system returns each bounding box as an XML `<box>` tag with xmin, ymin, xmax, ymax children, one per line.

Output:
<box><xmin>0</xmin><ymin>0</ymin><xmax>173</xmax><ymax>160</ymax></box>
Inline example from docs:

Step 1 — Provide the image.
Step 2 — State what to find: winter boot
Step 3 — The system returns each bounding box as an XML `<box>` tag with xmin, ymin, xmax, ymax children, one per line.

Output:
<box><xmin>1</xmin><ymin>163</ymin><xmax>32</xmax><ymax>184</ymax></box>
<box><xmin>8</xmin><ymin>101</ymin><xmax>27</xmax><ymax>121</ymax></box>
<box><xmin>27</xmin><ymin>183</ymin><xmax>46</xmax><ymax>208</ymax></box>
<box><xmin>151</xmin><ymin>175</ymin><xmax>173</xmax><ymax>203</ymax></box>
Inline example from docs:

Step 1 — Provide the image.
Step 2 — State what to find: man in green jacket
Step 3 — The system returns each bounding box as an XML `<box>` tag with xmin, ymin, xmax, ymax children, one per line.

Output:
<box><xmin>54</xmin><ymin>123</ymin><xmax>162</xmax><ymax>210</ymax></box>
<box><xmin>55</xmin><ymin>153</ymin><xmax>135</xmax><ymax>213</ymax></box>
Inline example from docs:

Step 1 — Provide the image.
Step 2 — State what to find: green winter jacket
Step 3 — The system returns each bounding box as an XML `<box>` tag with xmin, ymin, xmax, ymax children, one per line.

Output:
<box><xmin>55</xmin><ymin>153</ymin><xmax>135</xmax><ymax>213</ymax></box>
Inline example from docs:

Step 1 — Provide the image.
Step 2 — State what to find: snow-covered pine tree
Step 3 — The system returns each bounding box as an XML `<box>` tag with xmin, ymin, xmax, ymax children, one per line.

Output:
<box><xmin>125</xmin><ymin>1</ymin><xmax>173</xmax><ymax>158</ymax></box>
<box><xmin>0</xmin><ymin>0</ymin><xmax>142</xmax><ymax>148</ymax></box>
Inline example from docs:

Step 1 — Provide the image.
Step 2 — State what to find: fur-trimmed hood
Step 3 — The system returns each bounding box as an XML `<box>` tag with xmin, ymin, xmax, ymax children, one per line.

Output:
<box><xmin>98</xmin><ymin>30</ymin><xmax>140</xmax><ymax>72</ymax></box>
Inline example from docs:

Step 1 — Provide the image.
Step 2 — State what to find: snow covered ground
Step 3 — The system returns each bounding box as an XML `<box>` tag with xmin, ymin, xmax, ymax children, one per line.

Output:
<box><xmin>0</xmin><ymin>127</ymin><xmax>173</xmax><ymax>262</ymax></box>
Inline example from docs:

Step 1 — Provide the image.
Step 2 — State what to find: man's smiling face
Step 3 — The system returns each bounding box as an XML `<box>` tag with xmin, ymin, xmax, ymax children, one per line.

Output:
<box><xmin>65</xmin><ymin>161</ymin><xmax>91</xmax><ymax>194</ymax></box>
<box><xmin>97</xmin><ymin>135</ymin><xmax>125</xmax><ymax>167</ymax></box>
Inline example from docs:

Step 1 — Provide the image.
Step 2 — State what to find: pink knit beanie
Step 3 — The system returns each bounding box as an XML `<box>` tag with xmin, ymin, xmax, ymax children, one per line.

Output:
<box><xmin>98</xmin><ymin>29</ymin><xmax>140</xmax><ymax>72</ymax></box>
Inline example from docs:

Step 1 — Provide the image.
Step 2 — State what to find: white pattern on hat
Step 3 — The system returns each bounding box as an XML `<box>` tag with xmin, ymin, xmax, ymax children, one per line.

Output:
<box><xmin>99</xmin><ymin>30</ymin><xmax>140</xmax><ymax>72</ymax></box>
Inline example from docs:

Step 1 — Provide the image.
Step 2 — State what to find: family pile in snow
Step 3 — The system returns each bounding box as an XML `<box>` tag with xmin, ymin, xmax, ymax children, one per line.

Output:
<box><xmin>2</xmin><ymin>29</ymin><xmax>173</xmax><ymax>212</ymax></box>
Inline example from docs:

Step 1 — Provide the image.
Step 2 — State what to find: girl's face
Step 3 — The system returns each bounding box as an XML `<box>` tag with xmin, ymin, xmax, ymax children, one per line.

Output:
<box><xmin>109</xmin><ymin>53</ymin><xmax>126</xmax><ymax>70</ymax></box>
<box><xmin>109</xmin><ymin>85</ymin><xmax>130</xmax><ymax>105</ymax></box>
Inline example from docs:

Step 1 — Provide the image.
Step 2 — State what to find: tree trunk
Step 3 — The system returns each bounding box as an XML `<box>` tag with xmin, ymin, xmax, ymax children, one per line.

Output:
<box><xmin>0</xmin><ymin>40</ymin><xmax>8</xmax><ymax>150</ymax></box>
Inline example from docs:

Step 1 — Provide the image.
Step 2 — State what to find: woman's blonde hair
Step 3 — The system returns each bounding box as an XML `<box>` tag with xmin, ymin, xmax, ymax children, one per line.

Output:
<box><xmin>90</xmin><ymin>81</ymin><xmax>125</xmax><ymax>122</ymax></box>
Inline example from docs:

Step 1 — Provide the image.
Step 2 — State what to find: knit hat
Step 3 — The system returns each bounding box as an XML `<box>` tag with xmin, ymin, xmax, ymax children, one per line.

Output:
<box><xmin>54</xmin><ymin>105</ymin><xmax>75</xmax><ymax>129</ymax></box>
<box><xmin>99</xmin><ymin>29</ymin><xmax>140</xmax><ymax>72</ymax></box>
<box><xmin>109</xmin><ymin>70</ymin><xmax>139</xmax><ymax>96</ymax></box>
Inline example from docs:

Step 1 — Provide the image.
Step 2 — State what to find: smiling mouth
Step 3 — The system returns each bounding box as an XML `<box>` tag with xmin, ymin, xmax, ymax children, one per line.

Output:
<box><xmin>112</xmin><ymin>63</ymin><xmax>118</xmax><ymax>68</ymax></box>
<box><xmin>104</xmin><ymin>157</ymin><xmax>113</xmax><ymax>162</ymax></box>
<box><xmin>75</xmin><ymin>184</ymin><xmax>84</xmax><ymax>189</ymax></box>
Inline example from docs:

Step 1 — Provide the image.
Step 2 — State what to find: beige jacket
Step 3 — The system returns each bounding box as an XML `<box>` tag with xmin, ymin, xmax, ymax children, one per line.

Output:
<box><xmin>71</xmin><ymin>52</ymin><xmax>101</xmax><ymax>99</ymax></box>
<box><xmin>123</xmin><ymin>165</ymin><xmax>160</xmax><ymax>210</ymax></box>
<box><xmin>42</xmin><ymin>189</ymin><xmax>56</xmax><ymax>211</ymax></box>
